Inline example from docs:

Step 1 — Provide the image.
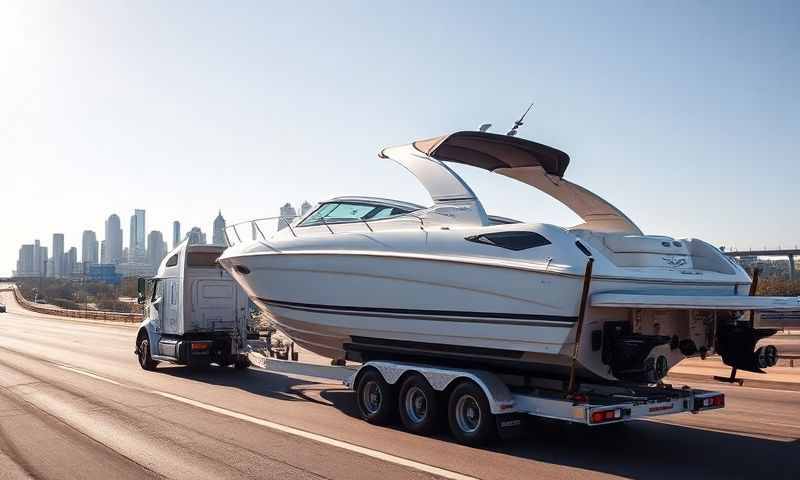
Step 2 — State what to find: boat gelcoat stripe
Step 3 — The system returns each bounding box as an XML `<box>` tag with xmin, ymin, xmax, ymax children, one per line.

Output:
<box><xmin>258</xmin><ymin>298</ymin><xmax>577</xmax><ymax>327</ymax></box>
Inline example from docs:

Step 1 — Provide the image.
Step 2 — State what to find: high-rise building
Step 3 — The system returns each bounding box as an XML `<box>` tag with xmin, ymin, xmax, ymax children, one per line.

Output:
<box><xmin>146</xmin><ymin>230</ymin><xmax>167</xmax><ymax>268</ymax></box>
<box><xmin>212</xmin><ymin>211</ymin><xmax>226</xmax><ymax>245</ymax></box>
<box><xmin>129</xmin><ymin>209</ymin><xmax>146</xmax><ymax>262</ymax></box>
<box><xmin>66</xmin><ymin>247</ymin><xmax>78</xmax><ymax>276</ymax></box>
<box><xmin>52</xmin><ymin>233</ymin><xmax>65</xmax><ymax>278</ymax></box>
<box><xmin>16</xmin><ymin>244</ymin><xmax>35</xmax><ymax>276</ymax></box>
<box><xmin>81</xmin><ymin>230</ymin><xmax>99</xmax><ymax>265</ymax></box>
<box><xmin>104</xmin><ymin>214</ymin><xmax>123</xmax><ymax>264</ymax></box>
<box><xmin>33</xmin><ymin>239</ymin><xmax>42</xmax><ymax>275</ymax></box>
<box><xmin>279</xmin><ymin>203</ymin><xmax>297</xmax><ymax>231</ymax></box>
<box><xmin>186</xmin><ymin>227</ymin><xmax>206</xmax><ymax>245</ymax></box>
<box><xmin>172</xmin><ymin>221</ymin><xmax>181</xmax><ymax>248</ymax></box>
<box><xmin>300</xmin><ymin>201</ymin><xmax>313</xmax><ymax>216</ymax></box>
<box><xmin>38</xmin><ymin>246</ymin><xmax>48</xmax><ymax>276</ymax></box>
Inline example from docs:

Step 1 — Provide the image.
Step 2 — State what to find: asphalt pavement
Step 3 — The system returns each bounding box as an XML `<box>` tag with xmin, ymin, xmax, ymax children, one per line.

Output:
<box><xmin>0</xmin><ymin>289</ymin><xmax>798</xmax><ymax>480</ymax></box>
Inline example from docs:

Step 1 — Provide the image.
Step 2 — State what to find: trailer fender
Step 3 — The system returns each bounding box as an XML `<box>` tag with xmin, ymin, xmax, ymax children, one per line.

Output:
<box><xmin>349</xmin><ymin>361</ymin><xmax>517</xmax><ymax>415</ymax></box>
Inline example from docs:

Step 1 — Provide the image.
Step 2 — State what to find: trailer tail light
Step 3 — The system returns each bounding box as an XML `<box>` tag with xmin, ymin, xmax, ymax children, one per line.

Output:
<box><xmin>191</xmin><ymin>342</ymin><xmax>210</xmax><ymax>352</ymax></box>
<box><xmin>697</xmin><ymin>394</ymin><xmax>724</xmax><ymax>410</ymax></box>
<box><xmin>590</xmin><ymin>408</ymin><xmax>623</xmax><ymax>424</ymax></box>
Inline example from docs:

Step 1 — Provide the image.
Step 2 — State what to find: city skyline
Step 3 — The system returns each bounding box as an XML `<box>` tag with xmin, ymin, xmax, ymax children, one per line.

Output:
<box><xmin>10</xmin><ymin>207</ymin><xmax>237</xmax><ymax>277</ymax></box>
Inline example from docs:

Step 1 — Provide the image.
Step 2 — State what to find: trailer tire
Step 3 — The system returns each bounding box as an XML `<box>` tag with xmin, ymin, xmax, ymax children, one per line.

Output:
<box><xmin>137</xmin><ymin>335</ymin><xmax>158</xmax><ymax>371</ymax></box>
<box><xmin>356</xmin><ymin>369</ymin><xmax>396</xmax><ymax>425</ymax></box>
<box><xmin>398</xmin><ymin>374</ymin><xmax>441</xmax><ymax>436</ymax></box>
<box><xmin>234</xmin><ymin>355</ymin><xmax>250</xmax><ymax>370</ymax></box>
<box><xmin>448</xmin><ymin>381</ymin><xmax>494</xmax><ymax>446</ymax></box>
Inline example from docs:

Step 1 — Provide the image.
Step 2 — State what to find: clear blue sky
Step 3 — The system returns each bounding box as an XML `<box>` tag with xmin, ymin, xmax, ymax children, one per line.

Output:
<box><xmin>2</xmin><ymin>1</ymin><xmax>798</xmax><ymax>275</ymax></box>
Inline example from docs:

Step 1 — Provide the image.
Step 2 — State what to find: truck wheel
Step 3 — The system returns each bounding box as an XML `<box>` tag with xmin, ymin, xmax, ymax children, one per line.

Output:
<box><xmin>356</xmin><ymin>368</ymin><xmax>396</xmax><ymax>425</ymax></box>
<box><xmin>448</xmin><ymin>381</ymin><xmax>494</xmax><ymax>446</ymax></box>
<box><xmin>234</xmin><ymin>355</ymin><xmax>250</xmax><ymax>370</ymax></box>
<box><xmin>137</xmin><ymin>335</ymin><xmax>158</xmax><ymax>371</ymax></box>
<box><xmin>398</xmin><ymin>373</ymin><xmax>441</xmax><ymax>435</ymax></box>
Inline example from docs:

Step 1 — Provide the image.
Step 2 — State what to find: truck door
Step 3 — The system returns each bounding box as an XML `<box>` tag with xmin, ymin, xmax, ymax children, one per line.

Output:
<box><xmin>163</xmin><ymin>278</ymin><xmax>180</xmax><ymax>334</ymax></box>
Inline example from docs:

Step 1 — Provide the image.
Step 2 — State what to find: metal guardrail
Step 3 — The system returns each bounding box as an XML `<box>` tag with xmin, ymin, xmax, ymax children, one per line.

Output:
<box><xmin>10</xmin><ymin>285</ymin><xmax>140</xmax><ymax>323</ymax></box>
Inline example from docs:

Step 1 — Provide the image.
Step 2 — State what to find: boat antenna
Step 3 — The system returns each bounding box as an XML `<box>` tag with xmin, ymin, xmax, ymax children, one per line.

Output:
<box><xmin>506</xmin><ymin>102</ymin><xmax>534</xmax><ymax>137</ymax></box>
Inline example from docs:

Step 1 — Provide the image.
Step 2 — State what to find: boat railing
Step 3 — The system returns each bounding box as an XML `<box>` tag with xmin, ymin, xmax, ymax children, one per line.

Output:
<box><xmin>224</xmin><ymin>212</ymin><xmax>427</xmax><ymax>246</ymax></box>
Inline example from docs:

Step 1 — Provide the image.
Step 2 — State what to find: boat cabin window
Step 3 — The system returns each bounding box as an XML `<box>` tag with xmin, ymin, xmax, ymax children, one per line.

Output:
<box><xmin>299</xmin><ymin>201</ymin><xmax>413</xmax><ymax>227</ymax></box>
<box><xmin>465</xmin><ymin>231</ymin><xmax>551</xmax><ymax>251</ymax></box>
<box><xmin>186</xmin><ymin>252</ymin><xmax>220</xmax><ymax>267</ymax></box>
<box><xmin>165</xmin><ymin>254</ymin><xmax>178</xmax><ymax>267</ymax></box>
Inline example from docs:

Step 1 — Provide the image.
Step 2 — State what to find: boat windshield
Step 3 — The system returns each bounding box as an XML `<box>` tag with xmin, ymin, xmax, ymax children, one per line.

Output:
<box><xmin>299</xmin><ymin>201</ymin><xmax>414</xmax><ymax>227</ymax></box>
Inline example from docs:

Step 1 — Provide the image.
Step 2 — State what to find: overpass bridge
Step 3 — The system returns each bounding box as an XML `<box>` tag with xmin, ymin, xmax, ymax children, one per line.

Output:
<box><xmin>723</xmin><ymin>248</ymin><xmax>800</xmax><ymax>280</ymax></box>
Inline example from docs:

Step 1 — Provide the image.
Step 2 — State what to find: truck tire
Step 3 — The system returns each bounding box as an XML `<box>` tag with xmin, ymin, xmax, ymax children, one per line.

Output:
<box><xmin>398</xmin><ymin>373</ymin><xmax>441</xmax><ymax>435</ymax></box>
<box><xmin>447</xmin><ymin>381</ymin><xmax>495</xmax><ymax>446</ymax></box>
<box><xmin>137</xmin><ymin>335</ymin><xmax>158</xmax><ymax>371</ymax></box>
<box><xmin>356</xmin><ymin>368</ymin><xmax>396</xmax><ymax>425</ymax></box>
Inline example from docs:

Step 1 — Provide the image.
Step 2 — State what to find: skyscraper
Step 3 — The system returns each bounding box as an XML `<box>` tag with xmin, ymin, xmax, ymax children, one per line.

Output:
<box><xmin>81</xmin><ymin>230</ymin><xmax>99</xmax><ymax>265</ymax></box>
<box><xmin>300</xmin><ymin>201</ymin><xmax>313</xmax><ymax>216</ymax></box>
<box><xmin>186</xmin><ymin>227</ymin><xmax>206</xmax><ymax>245</ymax></box>
<box><xmin>52</xmin><ymin>233</ymin><xmax>64</xmax><ymax>278</ymax></box>
<box><xmin>146</xmin><ymin>230</ymin><xmax>167</xmax><ymax>268</ymax></box>
<box><xmin>212</xmin><ymin>211</ymin><xmax>226</xmax><ymax>245</ymax></box>
<box><xmin>172</xmin><ymin>221</ymin><xmax>181</xmax><ymax>248</ymax></box>
<box><xmin>16</xmin><ymin>244</ymin><xmax>35</xmax><ymax>276</ymax></box>
<box><xmin>104</xmin><ymin>214</ymin><xmax>123</xmax><ymax>264</ymax></box>
<box><xmin>33</xmin><ymin>239</ymin><xmax>42</xmax><ymax>275</ymax></box>
<box><xmin>129</xmin><ymin>209</ymin><xmax>146</xmax><ymax>262</ymax></box>
<box><xmin>279</xmin><ymin>203</ymin><xmax>297</xmax><ymax>231</ymax></box>
<box><xmin>66</xmin><ymin>247</ymin><xmax>77</xmax><ymax>276</ymax></box>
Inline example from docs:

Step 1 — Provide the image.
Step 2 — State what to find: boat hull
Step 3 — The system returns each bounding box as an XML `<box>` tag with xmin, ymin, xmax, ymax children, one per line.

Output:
<box><xmin>222</xmin><ymin>251</ymin><xmax>587</xmax><ymax>373</ymax></box>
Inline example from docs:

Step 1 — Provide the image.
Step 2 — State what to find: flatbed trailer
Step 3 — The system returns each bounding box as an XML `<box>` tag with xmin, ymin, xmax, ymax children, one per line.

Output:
<box><xmin>343</xmin><ymin>360</ymin><xmax>725</xmax><ymax>446</ymax></box>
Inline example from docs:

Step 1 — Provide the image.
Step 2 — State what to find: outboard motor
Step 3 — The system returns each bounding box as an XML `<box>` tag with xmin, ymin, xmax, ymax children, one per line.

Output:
<box><xmin>716</xmin><ymin>313</ymin><xmax>778</xmax><ymax>373</ymax></box>
<box><xmin>603</xmin><ymin>321</ymin><xmax>671</xmax><ymax>383</ymax></box>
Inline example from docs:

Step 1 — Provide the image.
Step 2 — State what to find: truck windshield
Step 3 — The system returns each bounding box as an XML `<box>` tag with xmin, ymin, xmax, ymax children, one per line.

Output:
<box><xmin>187</xmin><ymin>252</ymin><xmax>220</xmax><ymax>267</ymax></box>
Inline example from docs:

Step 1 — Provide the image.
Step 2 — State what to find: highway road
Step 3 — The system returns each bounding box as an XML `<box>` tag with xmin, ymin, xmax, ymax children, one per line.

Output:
<box><xmin>0</xmin><ymin>289</ymin><xmax>798</xmax><ymax>479</ymax></box>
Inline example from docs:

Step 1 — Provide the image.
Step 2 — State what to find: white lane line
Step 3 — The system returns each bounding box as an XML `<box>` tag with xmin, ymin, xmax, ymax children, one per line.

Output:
<box><xmin>53</xmin><ymin>364</ymin><xmax>123</xmax><ymax>386</ymax></box>
<box><xmin>153</xmin><ymin>391</ymin><xmax>479</xmax><ymax>480</ymax></box>
<box><xmin>49</xmin><ymin>363</ymin><xmax>479</xmax><ymax>480</ymax></box>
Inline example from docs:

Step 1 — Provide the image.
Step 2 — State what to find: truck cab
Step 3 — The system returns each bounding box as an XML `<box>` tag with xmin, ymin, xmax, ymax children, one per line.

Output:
<box><xmin>135</xmin><ymin>241</ymin><xmax>250</xmax><ymax>370</ymax></box>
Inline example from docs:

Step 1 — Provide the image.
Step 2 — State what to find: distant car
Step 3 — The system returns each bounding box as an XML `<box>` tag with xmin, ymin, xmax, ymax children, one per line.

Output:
<box><xmin>0</xmin><ymin>304</ymin><xmax>6</xmax><ymax>313</ymax></box>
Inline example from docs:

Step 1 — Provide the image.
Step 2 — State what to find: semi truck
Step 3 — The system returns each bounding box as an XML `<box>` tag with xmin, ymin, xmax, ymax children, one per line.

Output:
<box><xmin>135</xmin><ymin>242</ymin><xmax>250</xmax><ymax>370</ymax></box>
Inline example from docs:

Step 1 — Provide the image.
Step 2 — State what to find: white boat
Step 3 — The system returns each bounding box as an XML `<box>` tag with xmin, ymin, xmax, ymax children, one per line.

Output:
<box><xmin>219</xmin><ymin>131</ymin><xmax>800</xmax><ymax>383</ymax></box>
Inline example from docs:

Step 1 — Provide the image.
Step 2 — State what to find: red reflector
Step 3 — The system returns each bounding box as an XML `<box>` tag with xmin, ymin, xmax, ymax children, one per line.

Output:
<box><xmin>191</xmin><ymin>342</ymin><xmax>209</xmax><ymax>351</ymax></box>
<box><xmin>591</xmin><ymin>409</ymin><xmax>621</xmax><ymax>424</ymax></box>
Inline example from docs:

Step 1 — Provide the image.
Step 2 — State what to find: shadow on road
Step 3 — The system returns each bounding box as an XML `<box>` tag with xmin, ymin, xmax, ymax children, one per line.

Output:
<box><xmin>154</xmin><ymin>365</ymin><xmax>799</xmax><ymax>479</ymax></box>
<box><xmin>321</xmin><ymin>389</ymin><xmax>799</xmax><ymax>480</ymax></box>
<box><xmin>153</xmin><ymin>364</ymin><xmax>341</xmax><ymax>406</ymax></box>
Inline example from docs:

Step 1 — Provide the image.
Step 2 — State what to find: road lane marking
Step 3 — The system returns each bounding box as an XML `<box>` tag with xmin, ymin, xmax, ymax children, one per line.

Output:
<box><xmin>47</xmin><ymin>362</ymin><xmax>479</xmax><ymax>480</ymax></box>
<box><xmin>53</xmin><ymin>364</ymin><xmax>123</xmax><ymax>386</ymax></box>
<box><xmin>153</xmin><ymin>391</ymin><xmax>479</xmax><ymax>480</ymax></box>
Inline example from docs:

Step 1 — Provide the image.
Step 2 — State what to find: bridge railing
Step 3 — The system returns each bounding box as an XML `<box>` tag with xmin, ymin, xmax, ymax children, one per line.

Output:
<box><xmin>9</xmin><ymin>284</ymin><xmax>140</xmax><ymax>323</ymax></box>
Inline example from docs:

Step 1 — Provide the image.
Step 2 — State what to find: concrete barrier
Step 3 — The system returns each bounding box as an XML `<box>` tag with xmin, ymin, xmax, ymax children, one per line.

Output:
<box><xmin>10</xmin><ymin>285</ymin><xmax>140</xmax><ymax>324</ymax></box>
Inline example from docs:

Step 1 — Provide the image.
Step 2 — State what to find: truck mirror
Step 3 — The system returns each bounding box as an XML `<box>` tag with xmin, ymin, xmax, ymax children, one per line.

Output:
<box><xmin>137</xmin><ymin>278</ymin><xmax>145</xmax><ymax>304</ymax></box>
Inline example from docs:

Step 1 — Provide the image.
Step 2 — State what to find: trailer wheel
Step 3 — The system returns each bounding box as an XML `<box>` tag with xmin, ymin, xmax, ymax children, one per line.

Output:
<box><xmin>234</xmin><ymin>355</ymin><xmax>250</xmax><ymax>370</ymax></box>
<box><xmin>448</xmin><ymin>381</ymin><xmax>494</xmax><ymax>446</ymax></box>
<box><xmin>137</xmin><ymin>335</ymin><xmax>158</xmax><ymax>371</ymax></box>
<box><xmin>356</xmin><ymin>369</ymin><xmax>396</xmax><ymax>425</ymax></box>
<box><xmin>398</xmin><ymin>374</ymin><xmax>441</xmax><ymax>435</ymax></box>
